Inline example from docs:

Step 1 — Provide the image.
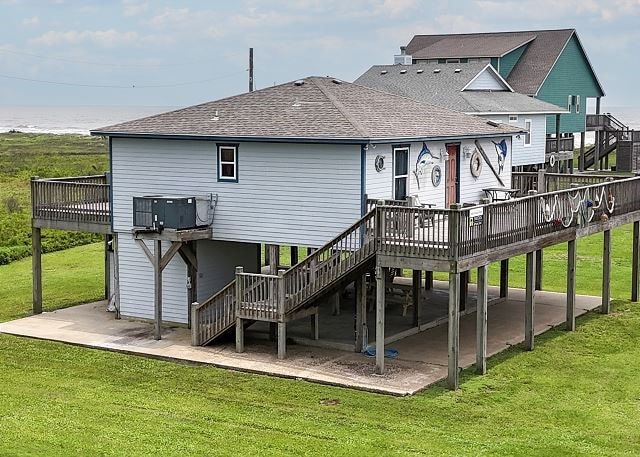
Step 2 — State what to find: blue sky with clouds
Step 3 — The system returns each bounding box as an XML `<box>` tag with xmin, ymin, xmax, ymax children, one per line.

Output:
<box><xmin>1</xmin><ymin>0</ymin><xmax>639</xmax><ymax>108</ymax></box>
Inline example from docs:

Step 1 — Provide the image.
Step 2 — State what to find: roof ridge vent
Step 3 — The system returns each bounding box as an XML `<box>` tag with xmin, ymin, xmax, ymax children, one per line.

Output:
<box><xmin>380</xmin><ymin>70</ymin><xmax>388</xmax><ymax>75</ymax></box>
<box><xmin>294</xmin><ymin>80</ymin><xmax>305</xmax><ymax>86</ymax></box>
<box><xmin>416</xmin><ymin>69</ymin><xmax>424</xmax><ymax>74</ymax></box>
<box><xmin>454</xmin><ymin>68</ymin><xmax>461</xmax><ymax>73</ymax></box>
<box><xmin>400</xmin><ymin>69</ymin><xmax>407</xmax><ymax>74</ymax></box>
<box><xmin>332</xmin><ymin>79</ymin><xmax>342</xmax><ymax>84</ymax></box>
<box><xmin>433</xmin><ymin>68</ymin><xmax>441</xmax><ymax>73</ymax></box>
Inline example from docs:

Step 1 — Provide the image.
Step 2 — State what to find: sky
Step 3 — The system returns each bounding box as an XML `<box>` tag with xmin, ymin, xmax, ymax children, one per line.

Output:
<box><xmin>1</xmin><ymin>0</ymin><xmax>640</xmax><ymax>109</ymax></box>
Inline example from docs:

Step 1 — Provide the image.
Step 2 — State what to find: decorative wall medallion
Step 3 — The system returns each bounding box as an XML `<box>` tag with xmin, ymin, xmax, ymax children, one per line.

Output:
<box><xmin>470</xmin><ymin>150</ymin><xmax>483</xmax><ymax>178</ymax></box>
<box><xmin>431</xmin><ymin>165</ymin><xmax>442</xmax><ymax>187</ymax></box>
<box><xmin>549</xmin><ymin>154</ymin><xmax>556</xmax><ymax>167</ymax></box>
<box><xmin>374</xmin><ymin>155</ymin><xmax>385</xmax><ymax>172</ymax></box>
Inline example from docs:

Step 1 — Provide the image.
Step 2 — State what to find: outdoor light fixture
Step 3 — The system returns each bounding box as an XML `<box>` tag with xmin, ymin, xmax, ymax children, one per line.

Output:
<box><xmin>463</xmin><ymin>145</ymin><xmax>471</xmax><ymax>159</ymax></box>
<box><xmin>441</xmin><ymin>147</ymin><xmax>449</xmax><ymax>161</ymax></box>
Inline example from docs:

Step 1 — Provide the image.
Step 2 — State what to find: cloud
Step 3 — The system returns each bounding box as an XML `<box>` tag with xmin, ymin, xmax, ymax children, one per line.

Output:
<box><xmin>122</xmin><ymin>0</ymin><xmax>149</xmax><ymax>17</ymax></box>
<box><xmin>30</xmin><ymin>29</ymin><xmax>139</xmax><ymax>47</ymax></box>
<box><xmin>147</xmin><ymin>7</ymin><xmax>192</xmax><ymax>27</ymax></box>
<box><xmin>474</xmin><ymin>0</ymin><xmax>640</xmax><ymax>21</ymax></box>
<box><xmin>22</xmin><ymin>16</ymin><xmax>39</xmax><ymax>26</ymax></box>
<box><xmin>374</xmin><ymin>0</ymin><xmax>419</xmax><ymax>17</ymax></box>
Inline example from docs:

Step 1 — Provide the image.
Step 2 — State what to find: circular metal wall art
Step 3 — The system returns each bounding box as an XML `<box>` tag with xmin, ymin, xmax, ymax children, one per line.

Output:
<box><xmin>470</xmin><ymin>150</ymin><xmax>483</xmax><ymax>178</ymax></box>
<box><xmin>374</xmin><ymin>155</ymin><xmax>385</xmax><ymax>172</ymax></box>
<box><xmin>431</xmin><ymin>165</ymin><xmax>442</xmax><ymax>187</ymax></box>
<box><xmin>549</xmin><ymin>154</ymin><xmax>556</xmax><ymax>167</ymax></box>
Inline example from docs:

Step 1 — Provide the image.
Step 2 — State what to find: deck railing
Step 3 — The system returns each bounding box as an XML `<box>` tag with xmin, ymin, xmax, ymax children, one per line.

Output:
<box><xmin>545</xmin><ymin>136</ymin><xmax>575</xmax><ymax>154</ymax></box>
<box><xmin>191</xmin><ymin>280</ymin><xmax>236</xmax><ymax>345</ymax></box>
<box><xmin>31</xmin><ymin>174</ymin><xmax>111</xmax><ymax>226</ymax></box>
<box><xmin>513</xmin><ymin>171</ymin><xmax>623</xmax><ymax>195</ymax></box>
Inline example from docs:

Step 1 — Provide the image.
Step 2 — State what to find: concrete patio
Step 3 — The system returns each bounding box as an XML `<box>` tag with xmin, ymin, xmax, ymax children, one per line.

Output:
<box><xmin>0</xmin><ymin>282</ymin><xmax>602</xmax><ymax>396</ymax></box>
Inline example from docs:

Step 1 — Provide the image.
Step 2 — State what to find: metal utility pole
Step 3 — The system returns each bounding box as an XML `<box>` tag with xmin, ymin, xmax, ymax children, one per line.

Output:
<box><xmin>249</xmin><ymin>48</ymin><xmax>254</xmax><ymax>92</ymax></box>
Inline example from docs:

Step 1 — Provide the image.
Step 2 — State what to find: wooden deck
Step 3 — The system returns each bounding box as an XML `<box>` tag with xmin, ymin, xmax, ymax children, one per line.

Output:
<box><xmin>31</xmin><ymin>175</ymin><xmax>112</xmax><ymax>234</ymax></box>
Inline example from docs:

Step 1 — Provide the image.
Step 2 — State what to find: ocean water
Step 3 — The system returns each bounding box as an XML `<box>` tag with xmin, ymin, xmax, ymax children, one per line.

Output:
<box><xmin>0</xmin><ymin>104</ymin><xmax>638</xmax><ymax>137</ymax></box>
<box><xmin>0</xmin><ymin>105</ymin><xmax>178</xmax><ymax>135</ymax></box>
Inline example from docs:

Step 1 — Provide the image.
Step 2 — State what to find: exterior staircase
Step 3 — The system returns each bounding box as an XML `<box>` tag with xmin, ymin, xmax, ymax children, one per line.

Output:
<box><xmin>584</xmin><ymin>113</ymin><xmax>632</xmax><ymax>170</ymax></box>
<box><xmin>191</xmin><ymin>210</ymin><xmax>377</xmax><ymax>346</ymax></box>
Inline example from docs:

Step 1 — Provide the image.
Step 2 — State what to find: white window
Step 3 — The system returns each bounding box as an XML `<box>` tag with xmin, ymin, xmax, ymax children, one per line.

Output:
<box><xmin>524</xmin><ymin>119</ymin><xmax>532</xmax><ymax>146</ymax></box>
<box><xmin>217</xmin><ymin>145</ymin><xmax>237</xmax><ymax>182</ymax></box>
<box><xmin>568</xmin><ymin>95</ymin><xmax>573</xmax><ymax>113</ymax></box>
<box><xmin>393</xmin><ymin>146</ymin><xmax>409</xmax><ymax>200</ymax></box>
<box><xmin>446</xmin><ymin>58</ymin><xmax>460</xmax><ymax>63</ymax></box>
<box><xmin>509</xmin><ymin>115</ymin><xmax>518</xmax><ymax>122</ymax></box>
<box><xmin>576</xmin><ymin>95</ymin><xmax>580</xmax><ymax>114</ymax></box>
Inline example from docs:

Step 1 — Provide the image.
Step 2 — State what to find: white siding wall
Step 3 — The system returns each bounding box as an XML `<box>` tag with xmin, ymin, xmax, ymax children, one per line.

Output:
<box><xmin>196</xmin><ymin>240</ymin><xmax>259</xmax><ymax>302</ymax></box>
<box><xmin>479</xmin><ymin>114</ymin><xmax>547</xmax><ymax>166</ymax></box>
<box><xmin>117</xmin><ymin>233</ymin><xmax>189</xmax><ymax>324</ymax></box>
<box><xmin>111</xmin><ymin>138</ymin><xmax>362</xmax><ymax>248</ymax></box>
<box><xmin>465</xmin><ymin>69</ymin><xmax>507</xmax><ymax>91</ymax></box>
<box><xmin>365</xmin><ymin>137</ymin><xmax>513</xmax><ymax>206</ymax></box>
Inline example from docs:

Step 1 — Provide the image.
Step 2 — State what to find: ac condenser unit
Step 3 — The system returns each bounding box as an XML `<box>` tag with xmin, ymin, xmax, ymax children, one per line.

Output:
<box><xmin>133</xmin><ymin>196</ymin><xmax>210</xmax><ymax>231</ymax></box>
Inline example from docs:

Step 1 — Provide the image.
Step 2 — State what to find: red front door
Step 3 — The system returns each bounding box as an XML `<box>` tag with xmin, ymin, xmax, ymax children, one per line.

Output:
<box><xmin>445</xmin><ymin>144</ymin><xmax>458</xmax><ymax>207</ymax></box>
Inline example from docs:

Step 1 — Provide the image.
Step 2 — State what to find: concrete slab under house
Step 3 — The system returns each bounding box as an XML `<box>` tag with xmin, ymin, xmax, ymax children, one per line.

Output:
<box><xmin>23</xmin><ymin>74</ymin><xmax>640</xmax><ymax>391</ymax></box>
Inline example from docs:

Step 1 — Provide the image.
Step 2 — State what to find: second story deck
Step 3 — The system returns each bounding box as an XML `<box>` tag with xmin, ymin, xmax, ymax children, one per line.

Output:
<box><xmin>31</xmin><ymin>174</ymin><xmax>111</xmax><ymax>234</ymax></box>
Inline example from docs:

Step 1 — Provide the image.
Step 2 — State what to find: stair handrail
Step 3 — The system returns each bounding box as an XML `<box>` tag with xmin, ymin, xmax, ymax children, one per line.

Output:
<box><xmin>604</xmin><ymin>113</ymin><xmax>628</xmax><ymax>132</ymax></box>
<box><xmin>191</xmin><ymin>279</ymin><xmax>236</xmax><ymax>345</ymax></box>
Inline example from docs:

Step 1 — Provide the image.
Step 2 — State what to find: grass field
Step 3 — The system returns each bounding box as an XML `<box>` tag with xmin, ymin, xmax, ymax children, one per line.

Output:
<box><xmin>1</xmin><ymin>231</ymin><xmax>639</xmax><ymax>454</ymax></box>
<box><xmin>0</xmin><ymin>133</ymin><xmax>107</xmax><ymax>264</ymax></box>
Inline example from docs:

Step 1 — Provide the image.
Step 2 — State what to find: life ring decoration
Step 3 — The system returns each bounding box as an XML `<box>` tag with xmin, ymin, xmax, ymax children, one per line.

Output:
<box><xmin>374</xmin><ymin>155</ymin><xmax>385</xmax><ymax>172</ymax></box>
<box><xmin>470</xmin><ymin>150</ymin><xmax>483</xmax><ymax>178</ymax></box>
<box><xmin>431</xmin><ymin>165</ymin><xmax>442</xmax><ymax>187</ymax></box>
<box><xmin>549</xmin><ymin>154</ymin><xmax>556</xmax><ymax>167</ymax></box>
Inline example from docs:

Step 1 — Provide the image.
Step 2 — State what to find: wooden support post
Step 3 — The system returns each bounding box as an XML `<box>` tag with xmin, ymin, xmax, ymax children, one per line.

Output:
<box><xmin>264</xmin><ymin>244</ymin><xmax>270</xmax><ymax>266</ymax></box>
<box><xmin>602</xmin><ymin>229</ymin><xmax>611</xmax><ymax>314</ymax></box>
<box><xmin>448</xmin><ymin>271</ymin><xmax>460</xmax><ymax>390</ymax></box>
<box><xmin>579</xmin><ymin>131</ymin><xmax>585</xmax><ymax>171</ymax></box>
<box><xmin>499</xmin><ymin>259</ymin><xmax>509</xmax><ymax>298</ymax></box>
<box><xmin>555</xmin><ymin>114</ymin><xmax>561</xmax><ymax>170</ymax></box>
<box><xmin>412</xmin><ymin>270</ymin><xmax>422</xmax><ymax>327</ymax></box>
<box><xmin>536</xmin><ymin>169</ymin><xmax>546</xmax><ymax>194</ymax></box>
<box><xmin>331</xmin><ymin>291</ymin><xmax>341</xmax><ymax>316</ymax></box>
<box><xmin>190</xmin><ymin>302</ymin><xmax>199</xmax><ymax>346</ymax></box>
<box><xmin>355</xmin><ymin>273</ymin><xmax>368</xmax><ymax>352</ymax></box>
<box><xmin>375</xmin><ymin>265</ymin><xmax>386</xmax><ymax>375</ymax></box>
<box><xmin>535</xmin><ymin>249</ymin><xmax>543</xmax><ymax>291</ymax></box>
<box><xmin>235</xmin><ymin>266</ymin><xmax>244</xmax><ymax>352</ymax></box>
<box><xmin>290</xmin><ymin>246</ymin><xmax>298</xmax><ymax>266</ymax></box>
<box><xmin>153</xmin><ymin>239</ymin><xmax>162</xmax><ymax>340</ymax></box>
<box><xmin>268</xmin><ymin>244</ymin><xmax>279</xmax><ymax>274</ymax></box>
<box><xmin>594</xmin><ymin>130</ymin><xmax>601</xmax><ymax>171</ymax></box>
<box><xmin>424</xmin><ymin>271</ymin><xmax>433</xmax><ymax>291</ymax></box>
<box><xmin>32</xmin><ymin>226</ymin><xmax>42</xmax><ymax>315</ymax></box>
<box><xmin>104</xmin><ymin>234</ymin><xmax>110</xmax><ymax>300</ymax></box>
<box><xmin>310</xmin><ymin>312</ymin><xmax>319</xmax><ymax>340</ymax></box>
<box><xmin>567</xmin><ymin>239</ymin><xmax>577</xmax><ymax>331</ymax></box>
<box><xmin>525</xmin><ymin>251</ymin><xmax>536</xmax><ymax>350</ymax></box>
<box><xmin>277</xmin><ymin>269</ymin><xmax>286</xmax><ymax>359</ymax></box>
<box><xmin>476</xmin><ymin>264</ymin><xmax>488</xmax><ymax>375</ymax></box>
<box><xmin>460</xmin><ymin>270</ymin><xmax>469</xmax><ymax>311</ymax></box>
<box><xmin>633</xmin><ymin>221</ymin><xmax>640</xmax><ymax>302</ymax></box>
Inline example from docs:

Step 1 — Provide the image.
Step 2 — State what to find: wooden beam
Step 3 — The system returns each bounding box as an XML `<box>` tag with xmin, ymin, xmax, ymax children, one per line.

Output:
<box><xmin>579</xmin><ymin>131</ymin><xmax>585</xmax><ymax>172</ymax></box>
<box><xmin>448</xmin><ymin>271</ymin><xmax>460</xmax><ymax>390</ymax></box>
<box><xmin>153</xmin><ymin>239</ymin><xmax>162</xmax><ymax>340</ymax></box>
<box><xmin>476</xmin><ymin>264</ymin><xmax>488</xmax><ymax>374</ymax></box>
<box><xmin>567</xmin><ymin>239</ymin><xmax>577</xmax><ymax>331</ymax></box>
<box><xmin>535</xmin><ymin>249</ymin><xmax>543</xmax><ymax>291</ymax></box>
<box><xmin>159</xmin><ymin>241</ymin><xmax>183</xmax><ymax>271</ymax></box>
<box><xmin>104</xmin><ymin>235</ymin><xmax>110</xmax><ymax>300</ymax></box>
<box><xmin>633</xmin><ymin>221</ymin><xmax>640</xmax><ymax>302</ymax></box>
<box><xmin>32</xmin><ymin>226</ymin><xmax>42</xmax><ymax>315</ymax></box>
<box><xmin>499</xmin><ymin>259</ymin><xmax>509</xmax><ymax>298</ymax></box>
<box><xmin>269</xmin><ymin>244</ymin><xmax>279</xmax><ymax>275</ymax></box>
<box><xmin>135</xmin><ymin>239</ymin><xmax>154</xmax><ymax>264</ymax></box>
<box><xmin>525</xmin><ymin>251</ymin><xmax>536</xmax><ymax>350</ymax></box>
<box><xmin>602</xmin><ymin>229</ymin><xmax>611</xmax><ymax>314</ymax></box>
<box><xmin>355</xmin><ymin>273</ymin><xmax>367</xmax><ymax>352</ymax></box>
<box><xmin>412</xmin><ymin>270</ymin><xmax>422</xmax><ymax>327</ymax></box>
<box><xmin>178</xmin><ymin>243</ymin><xmax>197</xmax><ymax>270</ymax></box>
<box><xmin>375</xmin><ymin>265</ymin><xmax>386</xmax><ymax>375</ymax></box>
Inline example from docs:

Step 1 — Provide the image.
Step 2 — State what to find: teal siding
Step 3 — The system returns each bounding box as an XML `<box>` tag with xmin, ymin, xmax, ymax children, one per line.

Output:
<box><xmin>498</xmin><ymin>44</ymin><xmax>528</xmax><ymax>78</ymax></box>
<box><xmin>537</xmin><ymin>34</ymin><xmax>604</xmax><ymax>134</ymax></box>
<box><xmin>491</xmin><ymin>57</ymin><xmax>499</xmax><ymax>71</ymax></box>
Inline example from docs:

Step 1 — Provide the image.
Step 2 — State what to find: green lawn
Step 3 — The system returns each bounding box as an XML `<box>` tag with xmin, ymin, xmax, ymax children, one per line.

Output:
<box><xmin>1</xmin><ymin>233</ymin><xmax>640</xmax><ymax>454</ymax></box>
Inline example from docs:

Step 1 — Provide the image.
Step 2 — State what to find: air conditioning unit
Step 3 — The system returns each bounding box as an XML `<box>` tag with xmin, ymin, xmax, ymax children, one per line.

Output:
<box><xmin>133</xmin><ymin>196</ymin><xmax>211</xmax><ymax>231</ymax></box>
<box><xmin>393</xmin><ymin>54</ymin><xmax>413</xmax><ymax>65</ymax></box>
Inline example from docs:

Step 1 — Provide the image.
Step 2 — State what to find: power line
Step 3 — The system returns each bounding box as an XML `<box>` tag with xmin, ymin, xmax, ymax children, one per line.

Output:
<box><xmin>0</xmin><ymin>71</ymin><xmax>246</xmax><ymax>88</ymax></box>
<box><xmin>0</xmin><ymin>48</ymin><xmax>243</xmax><ymax>68</ymax></box>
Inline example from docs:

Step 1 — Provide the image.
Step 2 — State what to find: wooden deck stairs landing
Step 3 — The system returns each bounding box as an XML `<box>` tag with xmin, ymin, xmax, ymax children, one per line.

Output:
<box><xmin>191</xmin><ymin>211</ymin><xmax>377</xmax><ymax>346</ymax></box>
<box><xmin>584</xmin><ymin>114</ymin><xmax>640</xmax><ymax>171</ymax></box>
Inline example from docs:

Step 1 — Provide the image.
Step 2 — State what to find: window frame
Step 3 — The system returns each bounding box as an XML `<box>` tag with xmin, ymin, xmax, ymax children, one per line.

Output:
<box><xmin>524</xmin><ymin>119</ymin><xmax>532</xmax><ymax>147</ymax></box>
<box><xmin>217</xmin><ymin>143</ymin><xmax>239</xmax><ymax>183</ymax></box>
<box><xmin>575</xmin><ymin>95</ymin><xmax>580</xmax><ymax>114</ymax></box>
<box><xmin>392</xmin><ymin>145</ymin><xmax>410</xmax><ymax>200</ymax></box>
<box><xmin>568</xmin><ymin>95</ymin><xmax>573</xmax><ymax>113</ymax></box>
<box><xmin>508</xmin><ymin>114</ymin><xmax>518</xmax><ymax>123</ymax></box>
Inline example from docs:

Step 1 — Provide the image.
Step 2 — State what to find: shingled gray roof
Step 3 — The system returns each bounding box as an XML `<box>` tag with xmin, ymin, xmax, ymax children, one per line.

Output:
<box><xmin>355</xmin><ymin>63</ymin><xmax>566</xmax><ymax>114</ymax></box>
<box><xmin>405</xmin><ymin>29</ymin><xmax>603</xmax><ymax>96</ymax></box>
<box><xmin>92</xmin><ymin>76</ymin><xmax>521</xmax><ymax>142</ymax></box>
